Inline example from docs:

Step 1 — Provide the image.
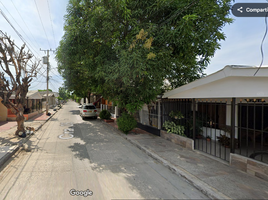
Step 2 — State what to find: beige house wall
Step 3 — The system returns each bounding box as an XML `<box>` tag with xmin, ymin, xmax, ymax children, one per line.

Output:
<box><xmin>0</xmin><ymin>101</ymin><xmax>7</xmax><ymax>121</ymax></box>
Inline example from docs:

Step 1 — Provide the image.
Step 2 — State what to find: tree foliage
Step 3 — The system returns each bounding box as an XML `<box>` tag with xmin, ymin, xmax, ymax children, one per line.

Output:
<box><xmin>58</xmin><ymin>87</ymin><xmax>69</xmax><ymax>100</ymax></box>
<box><xmin>56</xmin><ymin>0</ymin><xmax>233</xmax><ymax>113</ymax></box>
<box><xmin>0</xmin><ymin>34</ymin><xmax>40</xmax><ymax>135</ymax></box>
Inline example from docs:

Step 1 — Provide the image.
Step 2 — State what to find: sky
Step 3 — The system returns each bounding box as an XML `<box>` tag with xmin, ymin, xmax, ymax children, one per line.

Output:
<box><xmin>207</xmin><ymin>0</ymin><xmax>268</xmax><ymax>75</ymax></box>
<box><xmin>0</xmin><ymin>0</ymin><xmax>69</xmax><ymax>92</ymax></box>
<box><xmin>0</xmin><ymin>0</ymin><xmax>267</xmax><ymax>93</ymax></box>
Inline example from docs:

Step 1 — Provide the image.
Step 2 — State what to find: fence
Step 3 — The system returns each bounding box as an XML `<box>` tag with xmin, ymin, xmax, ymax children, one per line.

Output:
<box><xmin>134</xmin><ymin>103</ymin><xmax>161</xmax><ymax>136</ymax></box>
<box><xmin>160</xmin><ymin>98</ymin><xmax>268</xmax><ymax>164</ymax></box>
<box><xmin>107</xmin><ymin>105</ymin><xmax>115</xmax><ymax>115</ymax></box>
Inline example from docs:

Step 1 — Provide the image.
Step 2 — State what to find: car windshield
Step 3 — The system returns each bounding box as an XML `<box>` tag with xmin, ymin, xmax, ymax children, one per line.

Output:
<box><xmin>84</xmin><ymin>105</ymin><xmax>95</xmax><ymax>109</ymax></box>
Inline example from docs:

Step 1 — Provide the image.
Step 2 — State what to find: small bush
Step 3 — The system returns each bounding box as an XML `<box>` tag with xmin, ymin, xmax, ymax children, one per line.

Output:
<box><xmin>99</xmin><ymin>109</ymin><xmax>111</xmax><ymax>120</ymax></box>
<box><xmin>163</xmin><ymin>121</ymin><xmax>185</xmax><ymax>136</ymax></box>
<box><xmin>117</xmin><ymin>112</ymin><xmax>137</xmax><ymax>134</ymax></box>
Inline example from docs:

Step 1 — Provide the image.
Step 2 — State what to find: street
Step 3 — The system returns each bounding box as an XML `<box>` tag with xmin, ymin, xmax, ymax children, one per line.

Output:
<box><xmin>0</xmin><ymin>101</ymin><xmax>208</xmax><ymax>200</ymax></box>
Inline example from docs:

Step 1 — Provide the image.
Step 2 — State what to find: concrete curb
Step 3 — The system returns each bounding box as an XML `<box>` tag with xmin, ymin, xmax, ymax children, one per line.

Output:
<box><xmin>0</xmin><ymin>145</ymin><xmax>19</xmax><ymax>168</ymax></box>
<box><xmin>0</xmin><ymin>108</ymin><xmax>60</xmax><ymax>170</ymax></box>
<box><xmin>101</xmin><ymin>120</ymin><xmax>231</xmax><ymax>200</ymax></box>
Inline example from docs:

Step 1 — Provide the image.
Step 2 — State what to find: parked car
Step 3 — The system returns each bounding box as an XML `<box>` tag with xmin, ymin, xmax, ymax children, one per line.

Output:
<box><xmin>80</xmin><ymin>104</ymin><xmax>97</xmax><ymax>119</ymax></box>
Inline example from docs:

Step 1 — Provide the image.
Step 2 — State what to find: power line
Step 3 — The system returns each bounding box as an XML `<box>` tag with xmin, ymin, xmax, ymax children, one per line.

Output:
<box><xmin>10</xmin><ymin>0</ymin><xmax>41</xmax><ymax>56</ymax></box>
<box><xmin>33</xmin><ymin>69</ymin><xmax>47</xmax><ymax>81</ymax></box>
<box><xmin>254</xmin><ymin>7</ymin><xmax>268</xmax><ymax>76</ymax></box>
<box><xmin>49</xmin><ymin>80</ymin><xmax>59</xmax><ymax>92</ymax></box>
<box><xmin>49</xmin><ymin>68</ymin><xmax>62</xmax><ymax>79</ymax></box>
<box><xmin>29</xmin><ymin>80</ymin><xmax>46</xmax><ymax>90</ymax></box>
<box><xmin>50</xmin><ymin>77</ymin><xmax>63</xmax><ymax>84</ymax></box>
<box><xmin>34</xmin><ymin>0</ymin><xmax>51</xmax><ymax>48</ymax></box>
<box><xmin>0</xmin><ymin>1</ymin><xmax>38</xmax><ymax>54</ymax></box>
<box><xmin>0</xmin><ymin>30</ymin><xmax>42</xmax><ymax>79</ymax></box>
<box><xmin>47</xmin><ymin>0</ymin><xmax>57</xmax><ymax>48</ymax></box>
<box><xmin>0</xmin><ymin>9</ymin><xmax>40</xmax><ymax>58</ymax></box>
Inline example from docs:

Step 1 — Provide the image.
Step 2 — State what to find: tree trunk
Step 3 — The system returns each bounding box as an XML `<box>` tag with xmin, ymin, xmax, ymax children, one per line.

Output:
<box><xmin>15</xmin><ymin>114</ymin><xmax>25</xmax><ymax>135</ymax></box>
<box><xmin>87</xmin><ymin>91</ymin><xmax>91</xmax><ymax>103</ymax></box>
<box><xmin>15</xmin><ymin>104</ymin><xmax>25</xmax><ymax>135</ymax></box>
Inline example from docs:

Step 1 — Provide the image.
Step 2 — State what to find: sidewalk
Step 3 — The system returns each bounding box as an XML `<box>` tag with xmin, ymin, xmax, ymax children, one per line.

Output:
<box><xmin>1</xmin><ymin>110</ymin><xmax>268</xmax><ymax>199</ymax></box>
<box><xmin>103</xmin><ymin>119</ymin><xmax>268</xmax><ymax>200</ymax></box>
<box><xmin>0</xmin><ymin>108</ymin><xmax>58</xmax><ymax>168</ymax></box>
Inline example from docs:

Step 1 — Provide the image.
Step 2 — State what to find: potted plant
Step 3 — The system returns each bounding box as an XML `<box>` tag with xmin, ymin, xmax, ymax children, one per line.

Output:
<box><xmin>206</xmin><ymin>135</ymin><xmax>211</xmax><ymax>141</ymax></box>
<box><xmin>163</xmin><ymin>111</ymin><xmax>185</xmax><ymax>136</ymax></box>
<box><xmin>217</xmin><ymin>134</ymin><xmax>239</xmax><ymax>148</ymax></box>
<box><xmin>217</xmin><ymin>134</ymin><xmax>230</xmax><ymax>147</ymax></box>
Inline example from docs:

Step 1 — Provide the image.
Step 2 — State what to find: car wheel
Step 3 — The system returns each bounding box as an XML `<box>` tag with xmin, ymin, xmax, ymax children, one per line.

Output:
<box><xmin>95</xmin><ymin>116</ymin><xmax>97</xmax><ymax>119</ymax></box>
<box><xmin>82</xmin><ymin>117</ymin><xmax>85</xmax><ymax>120</ymax></box>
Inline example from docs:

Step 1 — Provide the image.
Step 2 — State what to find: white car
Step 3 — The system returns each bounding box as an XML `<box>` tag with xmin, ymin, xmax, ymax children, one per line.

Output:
<box><xmin>80</xmin><ymin>104</ymin><xmax>97</xmax><ymax>119</ymax></box>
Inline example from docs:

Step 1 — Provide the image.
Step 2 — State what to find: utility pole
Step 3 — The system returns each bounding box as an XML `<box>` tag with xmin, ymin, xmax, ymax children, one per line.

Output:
<box><xmin>40</xmin><ymin>49</ymin><xmax>54</xmax><ymax>115</ymax></box>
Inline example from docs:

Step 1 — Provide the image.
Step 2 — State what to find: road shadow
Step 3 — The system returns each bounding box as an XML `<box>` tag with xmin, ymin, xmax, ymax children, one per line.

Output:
<box><xmin>69</xmin><ymin>110</ymin><xmax>80</xmax><ymax>115</ymax></box>
<box><xmin>0</xmin><ymin>122</ymin><xmax>8</xmax><ymax>126</ymax></box>
<box><xmin>0</xmin><ymin>136</ymin><xmax>18</xmax><ymax>146</ymax></box>
<box><xmin>67</xmin><ymin>120</ymin><xmax>196</xmax><ymax>199</ymax></box>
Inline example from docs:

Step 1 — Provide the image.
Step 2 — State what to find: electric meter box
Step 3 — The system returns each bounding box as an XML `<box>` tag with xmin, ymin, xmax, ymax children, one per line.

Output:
<box><xmin>43</xmin><ymin>56</ymin><xmax>48</xmax><ymax>64</ymax></box>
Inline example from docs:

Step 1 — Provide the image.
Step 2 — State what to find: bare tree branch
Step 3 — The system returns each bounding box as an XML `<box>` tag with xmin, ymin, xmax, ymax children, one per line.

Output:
<box><xmin>0</xmin><ymin>34</ymin><xmax>40</xmax><ymax>135</ymax></box>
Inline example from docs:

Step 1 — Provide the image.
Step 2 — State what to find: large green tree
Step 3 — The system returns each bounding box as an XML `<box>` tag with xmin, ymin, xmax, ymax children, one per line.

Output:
<box><xmin>56</xmin><ymin>0</ymin><xmax>233</xmax><ymax>113</ymax></box>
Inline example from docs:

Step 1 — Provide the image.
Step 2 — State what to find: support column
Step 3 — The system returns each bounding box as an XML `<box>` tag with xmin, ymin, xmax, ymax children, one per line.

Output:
<box><xmin>231</xmin><ymin>97</ymin><xmax>236</xmax><ymax>153</ymax></box>
<box><xmin>193</xmin><ymin>98</ymin><xmax>196</xmax><ymax>139</ymax></box>
<box><xmin>115</xmin><ymin>106</ymin><xmax>118</xmax><ymax>118</ymax></box>
<box><xmin>158</xmin><ymin>100</ymin><xmax>161</xmax><ymax>129</ymax></box>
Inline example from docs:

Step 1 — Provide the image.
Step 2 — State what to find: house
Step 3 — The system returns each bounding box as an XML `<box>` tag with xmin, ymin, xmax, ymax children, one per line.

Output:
<box><xmin>0</xmin><ymin>98</ymin><xmax>7</xmax><ymax>121</ymax></box>
<box><xmin>39</xmin><ymin>91</ymin><xmax>59</xmax><ymax>109</ymax></box>
<box><xmin>161</xmin><ymin>65</ymin><xmax>268</xmax><ymax>176</ymax></box>
<box><xmin>0</xmin><ymin>90</ymin><xmax>43</xmax><ymax>121</ymax></box>
<box><xmin>100</xmin><ymin>97</ymin><xmax>118</xmax><ymax>118</ymax></box>
<box><xmin>135</xmin><ymin>65</ymin><xmax>268</xmax><ymax>179</ymax></box>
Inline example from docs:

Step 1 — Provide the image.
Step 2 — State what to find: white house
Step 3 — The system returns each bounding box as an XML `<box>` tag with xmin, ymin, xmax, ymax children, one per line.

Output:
<box><xmin>161</xmin><ymin>65</ymin><xmax>268</xmax><ymax>178</ymax></box>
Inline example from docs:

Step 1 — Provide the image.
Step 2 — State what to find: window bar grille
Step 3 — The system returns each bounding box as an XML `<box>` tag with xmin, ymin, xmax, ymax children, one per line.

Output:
<box><xmin>214</xmin><ymin>100</ymin><xmax>217</xmax><ymax>156</ymax></box>
<box><xmin>193</xmin><ymin>99</ymin><xmax>196</xmax><ymax>140</ymax></box>
<box><xmin>246</xmin><ymin>102</ymin><xmax>249</xmax><ymax>157</ymax></box>
<box><xmin>209</xmin><ymin>101</ymin><xmax>212</xmax><ymax>154</ymax></box>
<box><xmin>253</xmin><ymin>101</ymin><xmax>256</xmax><ymax>154</ymax></box>
<box><xmin>204</xmin><ymin>100</ymin><xmax>207</xmax><ymax>152</ymax></box>
<box><xmin>231</xmin><ymin>98</ymin><xmax>236</xmax><ymax>154</ymax></box>
<box><xmin>239</xmin><ymin>100</ymin><xmax>242</xmax><ymax>155</ymax></box>
<box><xmin>261</xmin><ymin>101</ymin><xmax>264</xmax><ymax>162</ymax></box>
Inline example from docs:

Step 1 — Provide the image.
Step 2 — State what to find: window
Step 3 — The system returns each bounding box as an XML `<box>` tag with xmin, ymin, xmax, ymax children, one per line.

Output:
<box><xmin>84</xmin><ymin>105</ymin><xmax>95</xmax><ymax>109</ymax></box>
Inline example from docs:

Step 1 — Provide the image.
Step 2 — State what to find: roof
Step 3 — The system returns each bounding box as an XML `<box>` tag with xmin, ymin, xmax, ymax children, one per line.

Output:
<box><xmin>42</xmin><ymin>93</ymin><xmax>55</xmax><ymax>97</ymax></box>
<box><xmin>40</xmin><ymin>91</ymin><xmax>59</xmax><ymax>98</ymax></box>
<box><xmin>10</xmin><ymin>90</ymin><xmax>43</xmax><ymax>100</ymax></box>
<box><xmin>163</xmin><ymin>65</ymin><xmax>268</xmax><ymax>99</ymax></box>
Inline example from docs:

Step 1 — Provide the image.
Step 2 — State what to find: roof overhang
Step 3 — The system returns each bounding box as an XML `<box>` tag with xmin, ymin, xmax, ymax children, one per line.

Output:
<box><xmin>163</xmin><ymin>65</ymin><xmax>268</xmax><ymax>99</ymax></box>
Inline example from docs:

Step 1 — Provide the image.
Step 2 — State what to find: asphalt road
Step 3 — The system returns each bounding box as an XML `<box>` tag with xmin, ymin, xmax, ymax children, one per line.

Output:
<box><xmin>0</xmin><ymin>101</ymin><xmax>208</xmax><ymax>200</ymax></box>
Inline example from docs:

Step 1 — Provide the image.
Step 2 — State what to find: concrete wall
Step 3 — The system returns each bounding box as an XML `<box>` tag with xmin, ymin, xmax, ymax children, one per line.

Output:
<box><xmin>160</xmin><ymin>130</ymin><xmax>194</xmax><ymax>150</ymax></box>
<box><xmin>230</xmin><ymin>153</ymin><xmax>268</xmax><ymax>182</ymax></box>
<box><xmin>0</xmin><ymin>101</ymin><xmax>7</xmax><ymax>121</ymax></box>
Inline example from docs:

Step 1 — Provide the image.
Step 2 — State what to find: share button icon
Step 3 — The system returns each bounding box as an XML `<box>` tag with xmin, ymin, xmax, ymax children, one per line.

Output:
<box><xmin>237</xmin><ymin>7</ymin><xmax>243</xmax><ymax>13</ymax></box>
